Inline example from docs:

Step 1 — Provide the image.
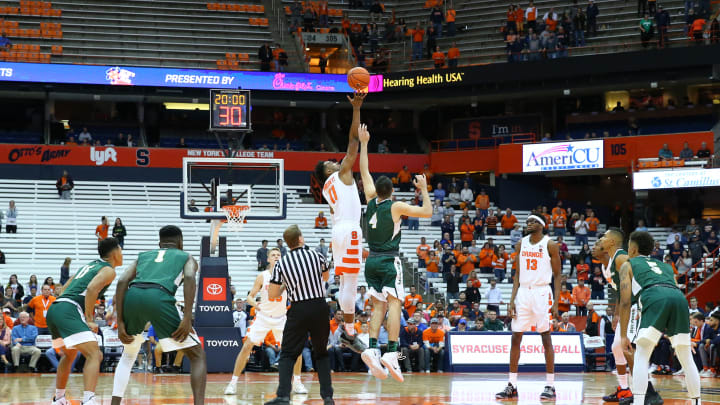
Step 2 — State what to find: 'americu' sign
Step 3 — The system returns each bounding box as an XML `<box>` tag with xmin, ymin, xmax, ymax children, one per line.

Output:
<box><xmin>522</xmin><ymin>140</ymin><xmax>604</xmax><ymax>172</ymax></box>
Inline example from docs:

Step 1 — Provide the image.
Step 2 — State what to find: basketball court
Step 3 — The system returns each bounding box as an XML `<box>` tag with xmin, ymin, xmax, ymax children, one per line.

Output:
<box><xmin>4</xmin><ymin>371</ymin><xmax>720</xmax><ymax>404</ymax></box>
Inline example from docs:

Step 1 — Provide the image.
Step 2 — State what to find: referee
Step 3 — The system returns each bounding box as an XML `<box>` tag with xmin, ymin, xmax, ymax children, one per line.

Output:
<box><xmin>266</xmin><ymin>225</ymin><xmax>334</xmax><ymax>405</ymax></box>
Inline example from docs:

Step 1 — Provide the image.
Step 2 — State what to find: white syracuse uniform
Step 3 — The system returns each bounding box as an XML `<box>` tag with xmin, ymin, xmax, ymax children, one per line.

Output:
<box><xmin>512</xmin><ymin>235</ymin><xmax>553</xmax><ymax>333</ymax></box>
<box><xmin>322</xmin><ymin>171</ymin><xmax>363</xmax><ymax>276</ymax></box>
<box><xmin>246</xmin><ymin>270</ymin><xmax>288</xmax><ymax>345</ymax></box>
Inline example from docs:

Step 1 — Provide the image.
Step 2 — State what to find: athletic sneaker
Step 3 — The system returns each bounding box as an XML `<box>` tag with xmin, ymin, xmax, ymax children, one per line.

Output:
<box><xmin>380</xmin><ymin>352</ymin><xmax>403</xmax><ymax>382</ymax></box>
<box><xmin>700</xmin><ymin>369</ymin><xmax>715</xmax><ymax>377</ymax></box>
<box><xmin>603</xmin><ymin>386</ymin><xmax>632</xmax><ymax>402</ymax></box>
<box><xmin>495</xmin><ymin>383</ymin><xmax>518</xmax><ymax>399</ymax></box>
<box><xmin>340</xmin><ymin>330</ymin><xmax>367</xmax><ymax>354</ymax></box>
<box><xmin>361</xmin><ymin>348</ymin><xmax>388</xmax><ymax>380</ymax></box>
<box><xmin>540</xmin><ymin>385</ymin><xmax>556</xmax><ymax>400</ymax></box>
<box><xmin>224</xmin><ymin>382</ymin><xmax>237</xmax><ymax>395</ymax></box>
<box><xmin>672</xmin><ymin>368</ymin><xmax>685</xmax><ymax>376</ymax></box>
<box><xmin>82</xmin><ymin>397</ymin><xmax>97</xmax><ymax>405</ymax></box>
<box><xmin>645</xmin><ymin>388</ymin><xmax>664</xmax><ymax>405</ymax></box>
<box><xmin>52</xmin><ymin>396</ymin><xmax>69</xmax><ymax>405</ymax></box>
<box><xmin>292</xmin><ymin>379</ymin><xmax>308</xmax><ymax>394</ymax></box>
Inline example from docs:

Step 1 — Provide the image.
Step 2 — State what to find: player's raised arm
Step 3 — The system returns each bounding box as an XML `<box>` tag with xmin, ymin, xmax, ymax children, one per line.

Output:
<box><xmin>392</xmin><ymin>175</ymin><xmax>433</xmax><ymax>219</ymax></box>
<box><xmin>115</xmin><ymin>260</ymin><xmax>137</xmax><ymax>343</ymax></box>
<box><xmin>358</xmin><ymin>123</ymin><xmax>377</xmax><ymax>200</ymax></box>
<box><xmin>172</xmin><ymin>256</ymin><xmax>198</xmax><ymax>343</ymax></box>
<box><xmin>339</xmin><ymin>92</ymin><xmax>366</xmax><ymax>185</ymax></box>
<box><xmin>547</xmin><ymin>240</ymin><xmax>561</xmax><ymax>319</ymax></box>
<box><xmin>617</xmin><ymin>261</ymin><xmax>634</xmax><ymax>349</ymax></box>
<box><xmin>84</xmin><ymin>266</ymin><xmax>116</xmax><ymax>332</ymax></box>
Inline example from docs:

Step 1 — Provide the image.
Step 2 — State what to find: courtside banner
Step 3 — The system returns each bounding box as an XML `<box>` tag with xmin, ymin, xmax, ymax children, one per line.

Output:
<box><xmin>633</xmin><ymin>168</ymin><xmax>720</xmax><ymax>190</ymax></box>
<box><xmin>448</xmin><ymin>332</ymin><xmax>584</xmax><ymax>370</ymax></box>
<box><xmin>0</xmin><ymin>144</ymin><xmax>428</xmax><ymax>172</ymax></box>
<box><xmin>0</xmin><ymin>61</ymin><xmax>382</xmax><ymax>93</ymax></box>
<box><xmin>522</xmin><ymin>140</ymin><xmax>604</xmax><ymax>172</ymax></box>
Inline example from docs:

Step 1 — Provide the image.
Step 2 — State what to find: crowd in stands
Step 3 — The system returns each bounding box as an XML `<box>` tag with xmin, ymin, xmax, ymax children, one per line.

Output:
<box><xmin>657</xmin><ymin>141</ymin><xmax>712</xmax><ymax>160</ymax></box>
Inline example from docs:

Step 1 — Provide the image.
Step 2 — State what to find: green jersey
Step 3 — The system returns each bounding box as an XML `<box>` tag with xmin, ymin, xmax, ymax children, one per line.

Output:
<box><xmin>365</xmin><ymin>198</ymin><xmax>401</xmax><ymax>253</ymax></box>
<box><xmin>630</xmin><ymin>255</ymin><xmax>677</xmax><ymax>299</ymax></box>
<box><xmin>61</xmin><ymin>259</ymin><xmax>112</xmax><ymax>310</ymax></box>
<box><xmin>131</xmin><ymin>248</ymin><xmax>190</xmax><ymax>295</ymax></box>
<box><xmin>640</xmin><ymin>19</ymin><xmax>653</xmax><ymax>32</ymax></box>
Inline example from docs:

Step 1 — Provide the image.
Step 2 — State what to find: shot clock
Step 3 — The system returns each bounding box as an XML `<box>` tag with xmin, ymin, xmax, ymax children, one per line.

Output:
<box><xmin>209</xmin><ymin>89</ymin><xmax>251</xmax><ymax>131</ymax></box>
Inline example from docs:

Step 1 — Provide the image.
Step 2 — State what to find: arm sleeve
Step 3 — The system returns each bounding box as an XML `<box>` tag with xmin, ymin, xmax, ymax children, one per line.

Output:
<box><xmin>269</xmin><ymin>261</ymin><xmax>283</xmax><ymax>285</ymax></box>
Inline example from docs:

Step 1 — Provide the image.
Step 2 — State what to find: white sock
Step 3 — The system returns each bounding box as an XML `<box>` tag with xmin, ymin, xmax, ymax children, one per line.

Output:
<box><xmin>546</xmin><ymin>373</ymin><xmax>554</xmax><ymax>386</ymax></box>
<box><xmin>344</xmin><ymin>323</ymin><xmax>356</xmax><ymax>336</ymax></box>
<box><xmin>509</xmin><ymin>372</ymin><xmax>518</xmax><ymax>386</ymax></box>
<box><xmin>617</xmin><ymin>372</ymin><xmax>629</xmax><ymax>389</ymax></box>
<box><xmin>632</xmin><ymin>339</ymin><xmax>654</xmax><ymax>399</ymax></box>
<box><xmin>674</xmin><ymin>344</ymin><xmax>701</xmax><ymax>398</ymax></box>
<box><xmin>112</xmin><ymin>337</ymin><xmax>142</xmax><ymax>398</ymax></box>
<box><xmin>293</xmin><ymin>375</ymin><xmax>301</xmax><ymax>383</ymax></box>
<box><xmin>82</xmin><ymin>391</ymin><xmax>94</xmax><ymax>403</ymax></box>
<box><xmin>55</xmin><ymin>389</ymin><xmax>65</xmax><ymax>399</ymax></box>
<box><xmin>230</xmin><ymin>375</ymin><xmax>238</xmax><ymax>384</ymax></box>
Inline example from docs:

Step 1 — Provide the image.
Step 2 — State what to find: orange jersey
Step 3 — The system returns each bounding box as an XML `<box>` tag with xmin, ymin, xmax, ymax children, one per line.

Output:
<box><xmin>447</xmin><ymin>47</ymin><xmax>460</xmax><ymax>60</ymax></box>
<box><xmin>460</xmin><ymin>224</ymin><xmax>475</xmax><ymax>242</ymax></box>
<box><xmin>446</xmin><ymin>8</ymin><xmax>456</xmax><ymax>22</ymax></box>
<box><xmin>514</xmin><ymin>8</ymin><xmax>524</xmax><ymax>22</ymax></box>
<box><xmin>426</xmin><ymin>255</ymin><xmax>440</xmax><ymax>273</ymax></box>
<box><xmin>404</xmin><ymin>294</ymin><xmax>423</xmax><ymax>317</ymax></box>
<box><xmin>551</xmin><ymin>207</ymin><xmax>566</xmax><ymax>219</ymax></box>
<box><xmin>315</xmin><ymin>216</ymin><xmax>328</xmax><ymax>228</ymax></box>
<box><xmin>501</xmin><ymin>214</ymin><xmax>518</xmax><ymax>230</ymax></box>
<box><xmin>95</xmin><ymin>224</ymin><xmax>109</xmax><ymax>240</ymax></box>
<box><xmin>432</xmin><ymin>51</ymin><xmax>445</xmax><ymax>65</ymax></box>
<box><xmin>411</xmin><ymin>29</ymin><xmax>425</xmax><ymax>43</ymax></box>
<box><xmin>492</xmin><ymin>252</ymin><xmax>508</xmax><ymax>270</ymax></box>
<box><xmin>478</xmin><ymin>248</ymin><xmax>494</xmax><ymax>267</ymax></box>
<box><xmin>329</xmin><ymin>319</ymin><xmax>340</xmax><ymax>334</ymax></box>
<box><xmin>422</xmin><ymin>327</ymin><xmax>445</xmax><ymax>344</ymax></box>
<box><xmin>397</xmin><ymin>169</ymin><xmax>412</xmax><ymax>183</ymax></box>
<box><xmin>586</xmin><ymin>217</ymin><xmax>599</xmax><ymax>232</ymax></box>
<box><xmin>474</xmin><ymin>194</ymin><xmax>489</xmax><ymax>209</ymax></box>
<box><xmin>558</xmin><ymin>291</ymin><xmax>572</xmax><ymax>313</ymax></box>
<box><xmin>417</xmin><ymin>244</ymin><xmax>431</xmax><ymax>260</ymax></box>
<box><xmin>457</xmin><ymin>253</ymin><xmax>477</xmax><ymax>275</ymax></box>
<box><xmin>264</xmin><ymin>331</ymin><xmax>278</xmax><ymax>346</ymax></box>
<box><xmin>553</xmin><ymin>215</ymin><xmax>566</xmax><ymax>229</ymax></box>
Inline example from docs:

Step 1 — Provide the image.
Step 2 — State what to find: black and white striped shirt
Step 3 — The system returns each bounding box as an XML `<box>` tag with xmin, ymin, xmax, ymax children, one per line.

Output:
<box><xmin>270</xmin><ymin>247</ymin><xmax>328</xmax><ymax>302</ymax></box>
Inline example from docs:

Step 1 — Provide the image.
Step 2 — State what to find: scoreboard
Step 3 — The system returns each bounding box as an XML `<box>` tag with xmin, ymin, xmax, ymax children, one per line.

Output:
<box><xmin>209</xmin><ymin>89</ymin><xmax>251</xmax><ymax>131</ymax></box>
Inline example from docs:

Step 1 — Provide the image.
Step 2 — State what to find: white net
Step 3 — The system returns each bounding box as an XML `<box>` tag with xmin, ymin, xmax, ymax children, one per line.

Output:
<box><xmin>222</xmin><ymin>205</ymin><xmax>251</xmax><ymax>232</ymax></box>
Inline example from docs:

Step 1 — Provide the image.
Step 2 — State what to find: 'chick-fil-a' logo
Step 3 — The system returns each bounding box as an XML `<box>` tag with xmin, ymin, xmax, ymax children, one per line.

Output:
<box><xmin>272</xmin><ymin>73</ymin><xmax>314</xmax><ymax>91</ymax></box>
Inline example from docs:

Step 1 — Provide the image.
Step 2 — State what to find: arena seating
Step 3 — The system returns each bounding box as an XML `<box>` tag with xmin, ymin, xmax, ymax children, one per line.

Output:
<box><xmin>2</xmin><ymin>0</ymin><xmax>275</xmax><ymax>69</ymax></box>
<box><xmin>0</xmin><ymin>178</ymin><xmax>659</xmax><ymax>320</ymax></box>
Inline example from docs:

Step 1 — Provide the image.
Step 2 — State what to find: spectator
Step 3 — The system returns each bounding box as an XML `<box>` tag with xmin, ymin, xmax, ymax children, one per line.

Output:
<box><xmin>410</xmin><ymin>22</ymin><xmax>425</xmax><ymax>60</ymax></box>
<box><xmin>276</xmin><ymin>45</ymin><xmax>288</xmax><ymax>72</ymax></box>
<box><xmin>636</xmin><ymin>219</ymin><xmax>649</xmax><ymax>232</ymax></box>
<box><xmin>572</xmin><ymin>278</ymin><xmax>591</xmax><ymax>316</ymax></box>
<box><xmin>464</xmin><ymin>278</ymin><xmax>481</xmax><ymax>304</ymax></box>
<box><xmin>11</xmin><ymin>312</ymin><xmax>41</xmax><ymax>372</ymax></box>
<box><xmin>556</xmin><ymin>312</ymin><xmax>577</xmax><ymax>332</ymax></box>
<box><xmin>258</xmin><ymin>43</ymin><xmax>273</xmax><ymax>71</ymax></box>
<box><xmin>481</xmin><ymin>278</ymin><xmax>501</xmax><ymax>314</ymax></box>
<box><xmin>56</xmin><ymin>170</ymin><xmax>74</xmax><ymax>199</ymax></box>
<box><xmin>557</xmin><ymin>284</ymin><xmax>572</xmax><ymax>315</ymax></box>
<box><xmin>290</xmin><ymin>0</ymin><xmax>303</xmax><ymax>30</ymax></box>
<box><xmin>679</xmin><ymin>142</ymin><xmax>694</xmax><ymax>159</ymax></box>
<box><xmin>45</xmin><ymin>346</ymin><xmax>80</xmax><ymax>373</ymax></box>
<box><xmin>422</xmin><ymin>319</ymin><xmax>445</xmax><ymax>372</ymax></box>
<box><xmin>491</xmin><ymin>246</ymin><xmax>509</xmax><ymax>283</ymax></box>
<box><xmin>474</xmin><ymin>189</ymin><xmax>490</xmax><ymax>216</ymax></box>
<box><xmin>456</xmin><ymin>246</ymin><xmax>477</xmax><ymax>282</ymax></box>
<box><xmin>78</xmin><ymin>127</ymin><xmax>92</xmax><ymax>143</ymax></box>
<box><xmin>24</xmin><ymin>275</ymin><xmax>37</xmax><ymax>298</ymax></box>
<box><xmin>256</xmin><ymin>240</ymin><xmax>269</xmax><ymax>270</ymax></box>
<box><xmin>460</xmin><ymin>218</ymin><xmax>475</xmax><ymax>248</ymax></box>
<box><xmin>276</xmin><ymin>238</ymin><xmax>288</xmax><ymax>257</ymax></box>
<box><xmin>112</xmin><ymin>217</ymin><xmax>127</xmax><ymax>248</ymax></box>
<box><xmin>441</xmin><ymin>216</ymin><xmax>455</xmax><ymax>243</ymax></box>
<box><xmin>651</xmin><ymin>241</ymin><xmax>665</xmax><ymax>260</ymax></box>
<box><xmin>0</xmin><ymin>314</ymin><xmax>10</xmax><ymax>369</ymax></box>
<box><xmin>589</xmin><ymin>267</ymin><xmax>606</xmax><ymax>299</ymax></box>
<box><xmin>485</xmin><ymin>209</ymin><xmax>499</xmax><ymax>235</ymax></box>
<box><xmin>658</xmin><ymin>143</ymin><xmax>673</xmax><ymax>160</ymax></box>
<box><xmin>442</xmin><ymin>245</ymin><xmax>457</xmax><ymax>274</ymax></box>
<box><xmin>706</xmin><ymin>231</ymin><xmax>718</xmax><ymax>256</ymax></box>
<box><xmin>405</xmin><ymin>286</ymin><xmax>423</xmax><ymax>317</ymax></box>
<box><xmin>315</xmin><ymin>211</ymin><xmax>328</xmax><ymax>229</ymax></box>
<box><xmin>378</xmin><ymin>139</ymin><xmax>390</xmax><ymax>153</ymax></box>
<box><xmin>585</xmin><ymin>211</ymin><xmax>599</xmax><ymax>237</ymax></box>
<box><xmin>430</xmin><ymin>6</ymin><xmax>444</xmax><ymax>37</ymax></box>
<box><xmin>397</xmin><ymin>165</ymin><xmax>412</xmax><ymax>191</ymax></box>
<box><xmin>126</xmin><ymin>134</ymin><xmax>134</xmax><ymax>147</ymax></box>
<box><xmin>688</xmin><ymin>235</ymin><xmax>709</xmax><ymax>264</ymax></box>
<box><xmin>476</xmin><ymin>242</ymin><xmax>493</xmax><ymax>274</ymax></box>
<box><xmin>326</xmin><ymin>274</ymin><xmax>340</xmax><ymax>302</ymax></box>
<box><xmin>60</xmin><ymin>258</ymin><xmax>71</xmax><ymax>285</ymax></box>
<box><xmin>400</xmin><ymin>317</ymin><xmax>425</xmax><ymax>372</ymax></box>
<box><xmin>669</xmin><ymin>241</ymin><xmax>684</xmax><ymax>262</ymax></box>
<box><xmin>232</xmin><ymin>300</ymin><xmax>247</xmax><ymax>338</ymax></box>
<box><xmin>318</xmin><ymin>51</ymin><xmax>328</xmax><ymax>74</ymax></box>
<box><xmin>446</xmin><ymin>3</ymin><xmax>457</xmax><ymax>36</ymax></box>
<box><xmin>472</xmin><ymin>211</ymin><xmax>485</xmax><ymax>241</ymax></box>
<box><xmin>95</xmin><ymin>216</ymin><xmax>109</xmax><ymax>241</ymax></box>
<box><xmin>431</xmin><ymin>45</ymin><xmax>446</xmax><ymax>68</ymax></box>
<box><xmin>5</xmin><ymin>200</ymin><xmax>16</xmax><ymax>233</ymax></box>
<box><xmin>426</xmin><ymin>250</ymin><xmax>440</xmax><ymax>274</ymax></box>
<box><xmin>369</xmin><ymin>0</ymin><xmax>383</xmax><ymax>22</ymax></box>
<box><xmin>655</xmin><ymin>5</ymin><xmax>670</xmax><ymax>48</ymax></box>
<box><xmin>1</xmin><ymin>290</ymin><xmax>17</xmax><ymax>316</ymax></box>
<box><xmin>640</xmin><ymin>14</ymin><xmax>655</xmax><ymax>47</ymax></box>
<box><xmin>430</xmin><ymin>200</ymin><xmax>444</xmax><ymax>226</ymax></box>
<box><xmin>574</xmin><ymin>214</ymin><xmax>589</xmax><ymax>246</ymax></box>
<box><xmin>417</xmin><ymin>237</ymin><xmax>431</xmax><ymax>268</ymax></box>
<box><xmin>586</xmin><ymin>0</ymin><xmax>599</xmax><ymax>36</ymax></box>
<box><xmin>26</xmin><ymin>285</ymin><xmax>55</xmax><ymax>335</ymax></box>
<box><xmin>457</xmin><ymin>182</ymin><xmax>472</xmax><ymax>209</ymax></box>
<box><xmin>433</xmin><ymin>182</ymin><xmax>445</xmax><ymax>204</ymax></box>
<box><xmin>612</xmin><ymin>101</ymin><xmax>625</xmax><ymax>112</ymax></box>
<box><xmin>584</xmin><ymin>302</ymin><xmax>606</xmax><ymax>337</ymax></box>
<box><xmin>697</xmin><ymin>141</ymin><xmax>711</xmax><ymax>158</ymax></box>
<box><xmin>470</xmin><ymin>318</ymin><xmax>487</xmax><ymax>331</ymax></box>
<box><xmin>264</xmin><ymin>331</ymin><xmax>281</xmax><ymax>369</ymax></box>
<box><xmin>500</xmin><ymin>208</ymin><xmax>518</xmax><ymax>235</ymax></box>
<box><xmin>525</xmin><ymin>0</ymin><xmax>537</xmax><ymax>31</ymax></box>
<box><xmin>690</xmin><ymin>15</ymin><xmax>707</xmax><ymax>44</ymax></box>
<box><xmin>484</xmin><ymin>309</ymin><xmax>505</xmax><ymax>331</ymax></box>
<box><xmin>0</xmin><ymin>33</ymin><xmax>11</xmax><ymax>51</ymax></box>
<box><xmin>676</xmin><ymin>250</ymin><xmax>693</xmax><ymax>285</ymax></box>
<box><xmin>445</xmin><ymin>266</ymin><xmax>463</xmax><ymax>301</ymax></box>
<box><xmin>315</xmin><ymin>238</ymin><xmax>328</xmax><ymax>258</ymax></box>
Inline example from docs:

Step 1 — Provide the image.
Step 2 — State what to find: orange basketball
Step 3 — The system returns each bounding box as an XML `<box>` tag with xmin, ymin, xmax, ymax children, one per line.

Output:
<box><xmin>347</xmin><ymin>66</ymin><xmax>370</xmax><ymax>90</ymax></box>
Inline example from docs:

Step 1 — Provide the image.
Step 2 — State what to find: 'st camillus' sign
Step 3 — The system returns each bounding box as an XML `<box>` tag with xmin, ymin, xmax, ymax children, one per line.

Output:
<box><xmin>522</xmin><ymin>140</ymin><xmax>604</xmax><ymax>172</ymax></box>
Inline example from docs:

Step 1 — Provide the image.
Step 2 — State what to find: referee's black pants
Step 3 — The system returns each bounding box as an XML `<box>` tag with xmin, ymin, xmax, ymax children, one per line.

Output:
<box><xmin>277</xmin><ymin>298</ymin><xmax>333</xmax><ymax>399</ymax></box>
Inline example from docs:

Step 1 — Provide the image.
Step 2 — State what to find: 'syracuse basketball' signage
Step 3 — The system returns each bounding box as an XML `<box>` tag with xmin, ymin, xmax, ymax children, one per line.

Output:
<box><xmin>522</xmin><ymin>140</ymin><xmax>604</xmax><ymax>172</ymax></box>
<box><xmin>449</xmin><ymin>333</ymin><xmax>584</xmax><ymax>366</ymax></box>
<box><xmin>633</xmin><ymin>168</ymin><xmax>720</xmax><ymax>190</ymax></box>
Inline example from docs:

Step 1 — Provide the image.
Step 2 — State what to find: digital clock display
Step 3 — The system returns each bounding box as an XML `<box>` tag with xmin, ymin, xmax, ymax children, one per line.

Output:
<box><xmin>210</xmin><ymin>89</ymin><xmax>251</xmax><ymax>130</ymax></box>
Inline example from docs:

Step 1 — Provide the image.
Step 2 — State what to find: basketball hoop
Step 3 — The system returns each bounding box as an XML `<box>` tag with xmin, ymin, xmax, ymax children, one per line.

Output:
<box><xmin>221</xmin><ymin>205</ymin><xmax>251</xmax><ymax>232</ymax></box>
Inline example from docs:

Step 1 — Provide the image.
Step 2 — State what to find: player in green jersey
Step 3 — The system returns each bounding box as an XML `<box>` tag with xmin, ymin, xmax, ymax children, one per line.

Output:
<box><xmin>618</xmin><ymin>231</ymin><xmax>701</xmax><ymax>405</ymax></box>
<box><xmin>356</xmin><ymin>124</ymin><xmax>432</xmax><ymax>382</ymax></box>
<box><xmin>47</xmin><ymin>237</ymin><xmax>122</xmax><ymax>405</ymax></box>
<box><xmin>111</xmin><ymin>225</ymin><xmax>206</xmax><ymax>405</ymax></box>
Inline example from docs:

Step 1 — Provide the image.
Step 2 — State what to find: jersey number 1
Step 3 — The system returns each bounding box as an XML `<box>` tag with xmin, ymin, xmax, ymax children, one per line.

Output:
<box><xmin>327</xmin><ymin>185</ymin><xmax>338</xmax><ymax>204</ymax></box>
<box><xmin>76</xmin><ymin>265</ymin><xmax>92</xmax><ymax>279</ymax></box>
<box><xmin>525</xmin><ymin>259</ymin><xmax>538</xmax><ymax>271</ymax></box>
<box><xmin>155</xmin><ymin>250</ymin><xmax>166</xmax><ymax>263</ymax></box>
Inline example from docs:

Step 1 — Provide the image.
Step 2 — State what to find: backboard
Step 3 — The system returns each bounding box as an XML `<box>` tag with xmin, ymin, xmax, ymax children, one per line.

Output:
<box><xmin>181</xmin><ymin>157</ymin><xmax>286</xmax><ymax>221</ymax></box>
